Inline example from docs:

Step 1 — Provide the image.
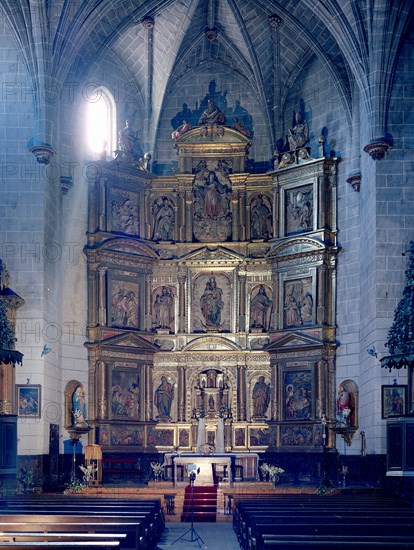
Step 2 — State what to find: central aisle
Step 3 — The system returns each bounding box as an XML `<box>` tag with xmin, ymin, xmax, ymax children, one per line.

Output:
<box><xmin>157</xmin><ymin>521</ymin><xmax>240</xmax><ymax>549</ymax></box>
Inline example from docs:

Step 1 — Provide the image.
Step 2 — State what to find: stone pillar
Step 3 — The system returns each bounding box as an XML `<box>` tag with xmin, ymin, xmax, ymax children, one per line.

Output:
<box><xmin>185</xmin><ymin>191</ymin><xmax>193</xmax><ymax>242</ymax></box>
<box><xmin>98</xmin><ymin>266</ymin><xmax>107</xmax><ymax>326</ymax></box>
<box><xmin>269</xmin><ymin>14</ymin><xmax>282</xmax><ymax>145</ymax></box>
<box><xmin>178</xmin><ymin>275</ymin><xmax>187</xmax><ymax>333</ymax></box>
<box><xmin>231</xmin><ymin>190</ymin><xmax>239</xmax><ymax>241</ymax></box>
<box><xmin>177</xmin><ymin>365</ymin><xmax>186</xmax><ymax>422</ymax></box>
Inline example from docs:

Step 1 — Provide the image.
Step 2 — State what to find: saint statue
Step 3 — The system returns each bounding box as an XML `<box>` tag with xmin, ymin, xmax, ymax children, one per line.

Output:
<box><xmin>118</xmin><ymin>120</ymin><xmax>138</xmax><ymax>153</ymax></box>
<box><xmin>200</xmin><ymin>276</ymin><xmax>223</xmax><ymax>328</ymax></box>
<box><xmin>72</xmin><ymin>385</ymin><xmax>87</xmax><ymax>426</ymax></box>
<box><xmin>252</xmin><ymin>376</ymin><xmax>271</xmax><ymax>417</ymax></box>
<box><xmin>198</xmin><ymin>99</ymin><xmax>226</xmax><ymax>125</ymax></box>
<box><xmin>152</xmin><ymin>198</ymin><xmax>174</xmax><ymax>241</ymax></box>
<box><xmin>154</xmin><ymin>376</ymin><xmax>174</xmax><ymax>419</ymax></box>
<box><xmin>288</xmin><ymin>111</ymin><xmax>308</xmax><ymax>150</ymax></box>
<box><xmin>250</xmin><ymin>285</ymin><xmax>272</xmax><ymax>330</ymax></box>
<box><xmin>251</xmin><ymin>196</ymin><xmax>272</xmax><ymax>240</ymax></box>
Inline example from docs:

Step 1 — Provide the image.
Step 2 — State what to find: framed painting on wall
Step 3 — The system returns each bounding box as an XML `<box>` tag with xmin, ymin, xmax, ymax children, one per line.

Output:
<box><xmin>382</xmin><ymin>385</ymin><xmax>407</xmax><ymax>418</ymax></box>
<box><xmin>16</xmin><ymin>384</ymin><xmax>41</xmax><ymax>418</ymax></box>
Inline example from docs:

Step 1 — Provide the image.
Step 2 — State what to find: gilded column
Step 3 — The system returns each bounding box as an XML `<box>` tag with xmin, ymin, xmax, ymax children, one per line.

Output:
<box><xmin>270</xmin><ymin>361</ymin><xmax>279</xmax><ymax>421</ymax></box>
<box><xmin>178</xmin><ymin>274</ymin><xmax>187</xmax><ymax>333</ymax></box>
<box><xmin>144</xmin><ymin>190</ymin><xmax>151</xmax><ymax>239</ymax></box>
<box><xmin>231</xmin><ymin>190</ymin><xmax>239</xmax><ymax>241</ymax></box>
<box><xmin>88</xmin><ymin>262</ymin><xmax>99</xmax><ymax>328</ymax></box>
<box><xmin>145</xmin><ymin>275</ymin><xmax>152</xmax><ymax>331</ymax></box>
<box><xmin>270</xmin><ymin>270</ymin><xmax>279</xmax><ymax>330</ymax></box>
<box><xmin>173</xmin><ymin>205</ymin><xmax>179</xmax><ymax>242</ymax></box>
<box><xmin>246</xmin><ymin>202</ymin><xmax>251</xmax><ymax>241</ymax></box>
<box><xmin>145</xmin><ymin>364</ymin><xmax>152</xmax><ymax>421</ymax></box>
<box><xmin>179</xmin><ymin>192</ymin><xmax>186</xmax><ymax>242</ymax></box>
<box><xmin>98</xmin><ymin>178</ymin><xmax>106</xmax><ymax>231</ymax></box>
<box><xmin>317</xmin><ymin>265</ymin><xmax>327</xmax><ymax>324</ymax></box>
<box><xmin>315</xmin><ymin>360</ymin><xmax>326</xmax><ymax>420</ymax></box>
<box><xmin>237</xmin><ymin>365</ymin><xmax>247</xmax><ymax>421</ymax></box>
<box><xmin>177</xmin><ymin>365</ymin><xmax>186</xmax><ymax>422</ymax></box>
<box><xmin>98</xmin><ymin>266</ymin><xmax>107</xmax><ymax>326</ymax></box>
<box><xmin>97</xmin><ymin>360</ymin><xmax>107</xmax><ymax>420</ymax></box>
<box><xmin>239</xmin><ymin>192</ymin><xmax>246</xmax><ymax>241</ymax></box>
<box><xmin>238</xmin><ymin>274</ymin><xmax>247</xmax><ymax>332</ymax></box>
<box><xmin>0</xmin><ymin>362</ymin><xmax>14</xmax><ymax>414</ymax></box>
<box><xmin>185</xmin><ymin>191</ymin><xmax>193</xmax><ymax>242</ymax></box>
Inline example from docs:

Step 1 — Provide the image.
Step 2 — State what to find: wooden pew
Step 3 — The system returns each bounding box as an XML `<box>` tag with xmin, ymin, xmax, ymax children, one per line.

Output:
<box><xmin>232</xmin><ymin>494</ymin><xmax>414</xmax><ymax>550</ymax></box>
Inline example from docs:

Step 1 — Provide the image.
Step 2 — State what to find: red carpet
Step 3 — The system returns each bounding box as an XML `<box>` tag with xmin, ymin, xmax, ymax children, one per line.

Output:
<box><xmin>181</xmin><ymin>485</ymin><xmax>217</xmax><ymax>522</ymax></box>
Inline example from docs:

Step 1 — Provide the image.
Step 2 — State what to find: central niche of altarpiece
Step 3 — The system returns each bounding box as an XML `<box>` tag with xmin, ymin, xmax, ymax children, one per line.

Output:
<box><xmin>84</xmin><ymin>124</ymin><xmax>339</xmax><ymax>455</ymax></box>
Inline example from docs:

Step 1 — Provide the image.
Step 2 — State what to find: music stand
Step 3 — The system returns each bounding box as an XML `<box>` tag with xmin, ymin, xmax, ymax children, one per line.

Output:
<box><xmin>171</xmin><ymin>470</ymin><xmax>204</xmax><ymax>547</ymax></box>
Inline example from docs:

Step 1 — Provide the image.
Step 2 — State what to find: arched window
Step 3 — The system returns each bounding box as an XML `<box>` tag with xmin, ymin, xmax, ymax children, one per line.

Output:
<box><xmin>86</xmin><ymin>86</ymin><xmax>116</xmax><ymax>157</ymax></box>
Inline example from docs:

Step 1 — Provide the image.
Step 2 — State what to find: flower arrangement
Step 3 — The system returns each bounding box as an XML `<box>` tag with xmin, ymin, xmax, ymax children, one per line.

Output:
<box><xmin>79</xmin><ymin>464</ymin><xmax>98</xmax><ymax>485</ymax></box>
<box><xmin>260</xmin><ymin>462</ymin><xmax>285</xmax><ymax>482</ymax></box>
<box><xmin>150</xmin><ymin>461</ymin><xmax>165</xmax><ymax>480</ymax></box>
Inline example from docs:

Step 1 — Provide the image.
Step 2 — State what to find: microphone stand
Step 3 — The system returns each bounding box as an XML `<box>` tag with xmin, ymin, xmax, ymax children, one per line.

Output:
<box><xmin>172</xmin><ymin>471</ymin><xmax>204</xmax><ymax>547</ymax></box>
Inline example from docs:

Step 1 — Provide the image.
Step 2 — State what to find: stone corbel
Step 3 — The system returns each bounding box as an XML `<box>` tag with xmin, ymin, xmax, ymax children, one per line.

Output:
<box><xmin>363</xmin><ymin>138</ymin><xmax>391</xmax><ymax>160</ymax></box>
<box><xmin>346</xmin><ymin>171</ymin><xmax>361</xmax><ymax>192</ymax></box>
<box><xmin>28</xmin><ymin>143</ymin><xmax>56</xmax><ymax>165</ymax></box>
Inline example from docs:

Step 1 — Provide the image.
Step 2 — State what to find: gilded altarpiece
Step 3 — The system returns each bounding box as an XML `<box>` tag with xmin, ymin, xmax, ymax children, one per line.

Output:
<box><xmin>84</xmin><ymin>129</ymin><xmax>339</xmax><ymax>461</ymax></box>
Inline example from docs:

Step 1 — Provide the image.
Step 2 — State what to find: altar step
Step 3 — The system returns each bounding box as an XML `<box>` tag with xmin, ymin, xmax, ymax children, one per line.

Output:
<box><xmin>181</xmin><ymin>485</ymin><xmax>217</xmax><ymax>523</ymax></box>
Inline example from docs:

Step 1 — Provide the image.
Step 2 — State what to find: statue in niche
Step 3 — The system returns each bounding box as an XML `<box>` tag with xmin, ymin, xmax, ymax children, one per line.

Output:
<box><xmin>200</xmin><ymin>275</ymin><xmax>223</xmax><ymax>328</ymax></box>
<box><xmin>154</xmin><ymin>376</ymin><xmax>174</xmax><ymax>419</ymax></box>
<box><xmin>152</xmin><ymin>197</ymin><xmax>174</xmax><ymax>241</ymax></box>
<box><xmin>251</xmin><ymin>195</ymin><xmax>272</xmax><ymax>240</ymax></box>
<box><xmin>198</xmin><ymin>98</ymin><xmax>226</xmax><ymax>125</ymax></box>
<box><xmin>250</xmin><ymin>285</ymin><xmax>272</xmax><ymax>331</ymax></box>
<box><xmin>153</xmin><ymin>286</ymin><xmax>174</xmax><ymax>331</ymax></box>
<box><xmin>193</xmin><ymin>168</ymin><xmax>232</xmax><ymax>242</ymax></box>
<box><xmin>336</xmin><ymin>384</ymin><xmax>354</xmax><ymax>425</ymax></box>
<box><xmin>72</xmin><ymin>385</ymin><xmax>87</xmax><ymax>426</ymax></box>
<box><xmin>252</xmin><ymin>376</ymin><xmax>271</xmax><ymax>418</ymax></box>
<box><xmin>288</xmin><ymin>111</ymin><xmax>309</xmax><ymax>150</ymax></box>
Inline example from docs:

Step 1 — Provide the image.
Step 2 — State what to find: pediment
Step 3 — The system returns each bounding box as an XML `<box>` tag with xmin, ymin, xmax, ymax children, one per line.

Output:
<box><xmin>176</xmin><ymin>126</ymin><xmax>250</xmax><ymax>146</ymax></box>
<box><xmin>183</xmin><ymin>336</ymin><xmax>242</xmax><ymax>351</ymax></box>
<box><xmin>180</xmin><ymin>246</ymin><xmax>245</xmax><ymax>264</ymax></box>
<box><xmin>91</xmin><ymin>332</ymin><xmax>159</xmax><ymax>353</ymax></box>
<box><xmin>267</xmin><ymin>237</ymin><xmax>325</xmax><ymax>259</ymax></box>
<box><xmin>91</xmin><ymin>237</ymin><xmax>159</xmax><ymax>259</ymax></box>
<box><xmin>266</xmin><ymin>332</ymin><xmax>323</xmax><ymax>351</ymax></box>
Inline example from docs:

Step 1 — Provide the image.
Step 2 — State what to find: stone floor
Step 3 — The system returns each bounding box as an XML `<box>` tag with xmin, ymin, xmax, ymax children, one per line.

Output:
<box><xmin>157</xmin><ymin>521</ymin><xmax>240</xmax><ymax>550</ymax></box>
